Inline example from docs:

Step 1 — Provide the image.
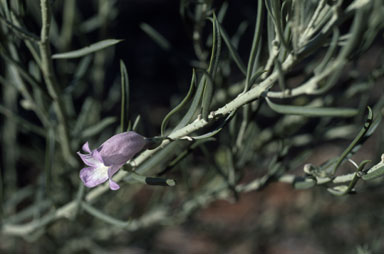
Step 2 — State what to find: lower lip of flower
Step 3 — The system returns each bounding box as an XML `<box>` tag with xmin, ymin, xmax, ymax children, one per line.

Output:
<box><xmin>85</xmin><ymin>162</ymin><xmax>110</xmax><ymax>186</ymax></box>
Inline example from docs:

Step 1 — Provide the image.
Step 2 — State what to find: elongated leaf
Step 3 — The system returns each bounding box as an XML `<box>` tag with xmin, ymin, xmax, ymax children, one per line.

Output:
<box><xmin>192</xmin><ymin>111</ymin><xmax>235</xmax><ymax>140</ymax></box>
<box><xmin>161</xmin><ymin>69</ymin><xmax>196</xmax><ymax>136</ymax></box>
<box><xmin>202</xmin><ymin>14</ymin><xmax>222</xmax><ymax>120</ymax></box>
<box><xmin>52</xmin><ymin>39</ymin><xmax>123</xmax><ymax>59</ymax></box>
<box><xmin>274</xmin><ymin>58</ymin><xmax>285</xmax><ymax>91</ymax></box>
<box><xmin>0</xmin><ymin>49</ymin><xmax>45</xmax><ymax>93</ymax></box>
<box><xmin>125</xmin><ymin>141</ymin><xmax>186</xmax><ymax>178</ymax></box>
<box><xmin>363</xmin><ymin>161</ymin><xmax>384</xmax><ymax>181</ymax></box>
<box><xmin>265</xmin><ymin>97</ymin><xmax>358</xmax><ymax>117</ymax></box>
<box><xmin>132</xmin><ymin>115</ymin><xmax>141</xmax><ymax>131</ymax></box>
<box><xmin>315</xmin><ymin>28</ymin><xmax>340</xmax><ymax>74</ymax></box>
<box><xmin>265</xmin><ymin>0</ymin><xmax>290</xmax><ymax>52</ymax></box>
<box><xmin>120</xmin><ymin>60</ymin><xmax>130</xmax><ymax>132</ymax></box>
<box><xmin>331</xmin><ymin>107</ymin><xmax>373</xmax><ymax>175</ymax></box>
<box><xmin>338</xmin><ymin>8</ymin><xmax>364</xmax><ymax>60</ymax></box>
<box><xmin>81</xmin><ymin>202</ymin><xmax>129</xmax><ymax>227</ymax></box>
<box><xmin>245</xmin><ymin>0</ymin><xmax>263</xmax><ymax>91</ymax></box>
<box><xmin>81</xmin><ymin>117</ymin><xmax>117</xmax><ymax>139</ymax></box>
<box><xmin>327</xmin><ymin>185</ymin><xmax>349</xmax><ymax>196</ymax></box>
<box><xmin>217</xmin><ymin>20</ymin><xmax>246</xmax><ymax>75</ymax></box>
<box><xmin>140</xmin><ymin>23</ymin><xmax>171</xmax><ymax>51</ymax></box>
<box><xmin>0</xmin><ymin>105</ymin><xmax>46</xmax><ymax>138</ymax></box>
<box><xmin>201</xmin><ymin>71</ymin><xmax>214</xmax><ymax>121</ymax></box>
<box><xmin>217</xmin><ymin>1</ymin><xmax>229</xmax><ymax>22</ymax></box>
<box><xmin>65</xmin><ymin>55</ymin><xmax>92</xmax><ymax>93</ymax></box>
<box><xmin>44</xmin><ymin>127</ymin><xmax>55</xmax><ymax>193</ymax></box>
<box><xmin>172</xmin><ymin>73</ymin><xmax>205</xmax><ymax>132</ymax></box>
<box><xmin>293</xmin><ymin>177</ymin><xmax>316</xmax><ymax>189</ymax></box>
<box><xmin>72</xmin><ymin>98</ymin><xmax>93</xmax><ymax>137</ymax></box>
<box><xmin>0</xmin><ymin>14</ymin><xmax>39</xmax><ymax>41</ymax></box>
<box><xmin>249</xmin><ymin>68</ymin><xmax>267</xmax><ymax>85</ymax></box>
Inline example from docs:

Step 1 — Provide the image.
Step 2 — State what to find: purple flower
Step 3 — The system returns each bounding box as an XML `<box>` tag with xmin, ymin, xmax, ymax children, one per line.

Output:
<box><xmin>77</xmin><ymin>131</ymin><xmax>147</xmax><ymax>190</ymax></box>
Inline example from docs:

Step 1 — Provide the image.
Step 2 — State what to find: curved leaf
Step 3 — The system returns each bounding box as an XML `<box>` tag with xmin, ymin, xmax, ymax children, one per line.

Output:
<box><xmin>265</xmin><ymin>97</ymin><xmax>358</xmax><ymax>117</ymax></box>
<box><xmin>172</xmin><ymin>71</ymin><xmax>205</xmax><ymax>132</ymax></box>
<box><xmin>327</xmin><ymin>185</ymin><xmax>349</xmax><ymax>196</ymax></box>
<box><xmin>202</xmin><ymin>14</ymin><xmax>222</xmax><ymax>120</ymax></box>
<box><xmin>161</xmin><ymin>69</ymin><xmax>196</xmax><ymax>136</ymax></box>
<box><xmin>52</xmin><ymin>39</ymin><xmax>123</xmax><ymax>59</ymax></box>
<box><xmin>216</xmin><ymin>20</ymin><xmax>246</xmax><ymax>75</ymax></box>
<box><xmin>120</xmin><ymin>60</ymin><xmax>130</xmax><ymax>132</ymax></box>
<box><xmin>363</xmin><ymin>163</ymin><xmax>384</xmax><ymax>181</ymax></box>
<box><xmin>331</xmin><ymin>107</ymin><xmax>373</xmax><ymax>175</ymax></box>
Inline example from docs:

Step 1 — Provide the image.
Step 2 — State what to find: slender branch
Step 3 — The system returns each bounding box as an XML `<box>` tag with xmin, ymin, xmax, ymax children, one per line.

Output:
<box><xmin>0</xmin><ymin>53</ymin><xmax>295</xmax><ymax>236</ymax></box>
<box><xmin>39</xmin><ymin>0</ymin><xmax>76</xmax><ymax>166</ymax></box>
<box><xmin>0</xmin><ymin>14</ymin><xmax>40</xmax><ymax>41</ymax></box>
<box><xmin>1</xmin><ymin>0</ymin><xmax>369</xmax><ymax>236</ymax></box>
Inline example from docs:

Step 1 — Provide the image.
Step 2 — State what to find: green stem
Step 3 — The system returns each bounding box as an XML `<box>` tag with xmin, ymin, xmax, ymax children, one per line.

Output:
<box><xmin>39</xmin><ymin>0</ymin><xmax>76</xmax><ymax>166</ymax></box>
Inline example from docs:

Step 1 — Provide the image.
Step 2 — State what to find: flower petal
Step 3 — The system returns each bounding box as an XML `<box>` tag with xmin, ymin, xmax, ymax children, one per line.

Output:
<box><xmin>77</xmin><ymin>152</ymin><xmax>99</xmax><ymax>167</ymax></box>
<box><xmin>80</xmin><ymin>165</ymin><xmax>109</xmax><ymax>188</ymax></box>
<box><xmin>82</xmin><ymin>142</ymin><xmax>92</xmax><ymax>153</ymax></box>
<box><xmin>109</xmin><ymin>179</ymin><xmax>120</xmax><ymax>190</ymax></box>
<box><xmin>78</xmin><ymin>132</ymin><xmax>148</xmax><ymax>191</ymax></box>
<box><xmin>99</xmin><ymin>131</ymin><xmax>147</xmax><ymax>166</ymax></box>
<box><xmin>107</xmin><ymin>165</ymin><xmax>123</xmax><ymax>190</ymax></box>
<box><xmin>92</xmin><ymin>149</ymin><xmax>104</xmax><ymax>163</ymax></box>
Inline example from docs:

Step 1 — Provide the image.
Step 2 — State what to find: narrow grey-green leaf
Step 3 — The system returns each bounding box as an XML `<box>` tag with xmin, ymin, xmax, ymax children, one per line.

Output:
<box><xmin>265</xmin><ymin>97</ymin><xmax>358</xmax><ymax>117</ymax></box>
<box><xmin>337</xmin><ymin>8</ymin><xmax>364</xmax><ymax>60</ymax></box>
<box><xmin>245</xmin><ymin>0</ymin><xmax>264</xmax><ymax>91</ymax></box>
<box><xmin>81</xmin><ymin>202</ymin><xmax>129</xmax><ymax>227</ymax></box>
<box><xmin>274</xmin><ymin>58</ymin><xmax>285</xmax><ymax>91</ymax></box>
<box><xmin>201</xmin><ymin>71</ymin><xmax>214</xmax><ymax>121</ymax></box>
<box><xmin>217</xmin><ymin>20</ymin><xmax>246</xmax><ymax>75</ymax></box>
<box><xmin>52</xmin><ymin>39</ymin><xmax>123</xmax><ymax>59</ymax></box>
<box><xmin>161</xmin><ymin>69</ymin><xmax>196</xmax><ymax>136</ymax></box>
<box><xmin>202</xmin><ymin>14</ymin><xmax>221</xmax><ymax>120</ymax></box>
<box><xmin>0</xmin><ymin>14</ymin><xmax>39</xmax><ymax>41</ymax></box>
<box><xmin>157</xmin><ymin>138</ymin><xmax>215</xmax><ymax>176</ymax></box>
<box><xmin>81</xmin><ymin>117</ymin><xmax>117</xmax><ymax>139</ymax></box>
<box><xmin>120</xmin><ymin>60</ymin><xmax>130</xmax><ymax>132</ymax></box>
<box><xmin>363</xmin><ymin>162</ymin><xmax>384</xmax><ymax>181</ymax></box>
<box><xmin>315</xmin><ymin>28</ymin><xmax>340</xmax><ymax>74</ymax></box>
<box><xmin>331</xmin><ymin>107</ymin><xmax>373</xmax><ymax>175</ymax></box>
<box><xmin>172</xmin><ymin>73</ymin><xmax>205</xmax><ymax>132</ymax></box>
<box><xmin>293</xmin><ymin>177</ymin><xmax>316</xmax><ymax>189</ymax></box>
<box><xmin>140</xmin><ymin>23</ymin><xmax>171</xmax><ymax>51</ymax></box>
<box><xmin>72</xmin><ymin>98</ymin><xmax>93</xmax><ymax>137</ymax></box>
<box><xmin>192</xmin><ymin>110</ymin><xmax>235</xmax><ymax>140</ymax></box>
<box><xmin>126</xmin><ymin>141</ymin><xmax>186</xmax><ymax>178</ymax></box>
<box><xmin>266</xmin><ymin>0</ymin><xmax>290</xmax><ymax>52</ymax></box>
<box><xmin>0</xmin><ymin>105</ymin><xmax>46</xmax><ymax>138</ymax></box>
<box><xmin>66</xmin><ymin>55</ymin><xmax>92</xmax><ymax>93</ymax></box>
<box><xmin>132</xmin><ymin>115</ymin><xmax>141</xmax><ymax>131</ymax></box>
<box><xmin>0</xmin><ymin>49</ymin><xmax>45</xmax><ymax>93</ymax></box>
<box><xmin>327</xmin><ymin>185</ymin><xmax>349</xmax><ymax>196</ymax></box>
<box><xmin>249</xmin><ymin>68</ymin><xmax>267</xmax><ymax>85</ymax></box>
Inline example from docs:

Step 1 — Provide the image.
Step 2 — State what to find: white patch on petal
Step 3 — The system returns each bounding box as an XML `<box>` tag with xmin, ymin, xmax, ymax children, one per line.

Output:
<box><xmin>89</xmin><ymin>163</ymin><xmax>109</xmax><ymax>183</ymax></box>
<box><xmin>81</xmin><ymin>161</ymin><xmax>110</xmax><ymax>187</ymax></box>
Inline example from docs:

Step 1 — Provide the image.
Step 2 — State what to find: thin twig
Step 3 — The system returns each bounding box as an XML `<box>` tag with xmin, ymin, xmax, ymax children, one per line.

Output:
<box><xmin>39</xmin><ymin>0</ymin><xmax>76</xmax><ymax>166</ymax></box>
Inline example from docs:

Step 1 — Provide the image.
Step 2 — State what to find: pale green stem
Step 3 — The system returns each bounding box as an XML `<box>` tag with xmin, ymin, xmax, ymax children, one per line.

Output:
<box><xmin>39</xmin><ymin>0</ymin><xmax>76</xmax><ymax>166</ymax></box>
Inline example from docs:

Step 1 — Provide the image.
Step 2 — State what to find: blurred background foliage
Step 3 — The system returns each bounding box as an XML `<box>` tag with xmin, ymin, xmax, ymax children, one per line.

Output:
<box><xmin>1</xmin><ymin>0</ymin><xmax>384</xmax><ymax>253</ymax></box>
